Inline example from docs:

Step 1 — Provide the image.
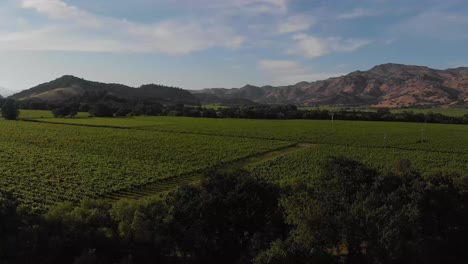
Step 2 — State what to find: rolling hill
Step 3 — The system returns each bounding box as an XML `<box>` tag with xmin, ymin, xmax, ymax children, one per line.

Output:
<box><xmin>194</xmin><ymin>63</ymin><xmax>468</xmax><ymax>107</ymax></box>
<box><xmin>9</xmin><ymin>75</ymin><xmax>199</xmax><ymax>106</ymax></box>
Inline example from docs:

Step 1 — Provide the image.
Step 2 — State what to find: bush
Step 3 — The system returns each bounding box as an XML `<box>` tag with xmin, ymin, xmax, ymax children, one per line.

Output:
<box><xmin>1</xmin><ymin>99</ymin><xmax>19</xmax><ymax>120</ymax></box>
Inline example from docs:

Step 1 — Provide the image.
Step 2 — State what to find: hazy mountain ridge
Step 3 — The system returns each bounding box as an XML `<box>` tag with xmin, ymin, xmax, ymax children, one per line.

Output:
<box><xmin>9</xmin><ymin>75</ymin><xmax>199</xmax><ymax>105</ymax></box>
<box><xmin>195</xmin><ymin>63</ymin><xmax>468</xmax><ymax>107</ymax></box>
<box><xmin>8</xmin><ymin>63</ymin><xmax>468</xmax><ymax>108</ymax></box>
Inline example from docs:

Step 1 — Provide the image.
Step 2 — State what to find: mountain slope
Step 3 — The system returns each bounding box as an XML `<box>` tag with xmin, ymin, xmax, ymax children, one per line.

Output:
<box><xmin>10</xmin><ymin>75</ymin><xmax>199</xmax><ymax>105</ymax></box>
<box><xmin>195</xmin><ymin>63</ymin><xmax>468</xmax><ymax>107</ymax></box>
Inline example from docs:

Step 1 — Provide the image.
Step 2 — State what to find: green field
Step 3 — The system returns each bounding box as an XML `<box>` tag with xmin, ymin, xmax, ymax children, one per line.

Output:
<box><xmin>1</xmin><ymin>111</ymin><xmax>467</xmax><ymax>209</ymax></box>
<box><xmin>251</xmin><ymin>145</ymin><xmax>467</xmax><ymax>184</ymax></box>
<box><xmin>0</xmin><ymin>119</ymin><xmax>290</xmax><ymax>209</ymax></box>
<box><xmin>35</xmin><ymin>116</ymin><xmax>468</xmax><ymax>154</ymax></box>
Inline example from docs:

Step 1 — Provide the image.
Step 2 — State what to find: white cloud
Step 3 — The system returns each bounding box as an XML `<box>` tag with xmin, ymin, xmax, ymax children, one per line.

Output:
<box><xmin>259</xmin><ymin>59</ymin><xmax>342</xmax><ymax>84</ymax></box>
<box><xmin>337</xmin><ymin>8</ymin><xmax>378</xmax><ymax>20</ymax></box>
<box><xmin>241</xmin><ymin>0</ymin><xmax>288</xmax><ymax>15</ymax></box>
<box><xmin>0</xmin><ymin>0</ymin><xmax>245</xmax><ymax>55</ymax></box>
<box><xmin>21</xmin><ymin>0</ymin><xmax>100</xmax><ymax>27</ymax></box>
<box><xmin>278</xmin><ymin>16</ymin><xmax>316</xmax><ymax>34</ymax></box>
<box><xmin>186</xmin><ymin>0</ymin><xmax>289</xmax><ymax>15</ymax></box>
<box><xmin>288</xmin><ymin>34</ymin><xmax>371</xmax><ymax>58</ymax></box>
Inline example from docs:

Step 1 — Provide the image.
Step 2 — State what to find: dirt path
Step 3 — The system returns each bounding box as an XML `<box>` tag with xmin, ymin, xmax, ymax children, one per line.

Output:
<box><xmin>104</xmin><ymin>143</ymin><xmax>315</xmax><ymax>201</ymax></box>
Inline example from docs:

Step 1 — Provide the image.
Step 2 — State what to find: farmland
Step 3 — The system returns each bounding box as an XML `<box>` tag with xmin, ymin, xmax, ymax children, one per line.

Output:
<box><xmin>1</xmin><ymin>112</ymin><xmax>466</xmax><ymax>209</ymax></box>
<box><xmin>250</xmin><ymin>145</ymin><xmax>467</xmax><ymax>184</ymax></box>
<box><xmin>0</xmin><ymin>119</ymin><xmax>290</xmax><ymax>209</ymax></box>
<box><xmin>35</xmin><ymin>116</ymin><xmax>468</xmax><ymax>153</ymax></box>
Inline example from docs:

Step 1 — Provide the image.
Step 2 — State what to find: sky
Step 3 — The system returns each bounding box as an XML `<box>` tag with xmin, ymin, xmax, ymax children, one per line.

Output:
<box><xmin>0</xmin><ymin>0</ymin><xmax>468</xmax><ymax>92</ymax></box>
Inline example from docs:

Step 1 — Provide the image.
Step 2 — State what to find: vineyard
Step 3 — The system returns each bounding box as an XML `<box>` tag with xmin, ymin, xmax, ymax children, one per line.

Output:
<box><xmin>1</xmin><ymin>112</ymin><xmax>466</xmax><ymax>209</ymax></box>
<box><xmin>250</xmin><ymin>145</ymin><xmax>468</xmax><ymax>184</ymax></box>
<box><xmin>36</xmin><ymin>116</ymin><xmax>468</xmax><ymax>153</ymax></box>
<box><xmin>0</xmin><ymin>119</ymin><xmax>291</xmax><ymax>209</ymax></box>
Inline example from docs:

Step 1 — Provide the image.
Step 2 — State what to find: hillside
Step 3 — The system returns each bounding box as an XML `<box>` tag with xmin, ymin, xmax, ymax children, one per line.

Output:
<box><xmin>9</xmin><ymin>75</ymin><xmax>199</xmax><ymax>106</ymax></box>
<box><xmin>195</xmin><ymin>63</ymin><xmax>468</xmax><ymax>107</ymax></box>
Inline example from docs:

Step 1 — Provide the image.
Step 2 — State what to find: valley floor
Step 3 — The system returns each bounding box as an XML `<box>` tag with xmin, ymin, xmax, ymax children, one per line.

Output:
<box><xmin>1</xmin><ymin>111</ymin><xmax>466</xmax><ymax>209</ymax></box>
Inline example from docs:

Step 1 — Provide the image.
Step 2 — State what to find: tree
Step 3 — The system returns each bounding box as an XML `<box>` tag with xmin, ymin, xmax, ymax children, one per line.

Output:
<box><xmin>1</xmin><ymin>99</ymin><xmax>19</xmax><ymax>120</ymax></box>
<box><xmin>89</xmin><ymin>103</ymin><xmax>114</xmax><ymax>117</ymax></box>
<box><xmin>0</xmin><ymin>192</ymin><xmax>20</xmax><ymax>262</ymax></box>
<box><xmin>115</xmin><ymin>107</ymin><xmax>131</xmax><ymax>117</ymax></box>
<box><xmin>169</xmin><ymin>170</ymin><xmax>285</xmax><ymax>263</ymax></box>
<box><xmin>280</xmin><ymin>157</ymin><xmax>468</xmax><ymax>264</ymax></box>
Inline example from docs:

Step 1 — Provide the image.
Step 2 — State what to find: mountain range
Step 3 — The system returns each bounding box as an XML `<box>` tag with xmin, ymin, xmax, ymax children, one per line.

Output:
<box><xmin>194</xmin><ymin>63</ymin><xmax>468</xmax><ymax>107</ymax></box>
<box><xmin>8</xmin><ymin>63</ymin><xmax>468</xmax><ymax>108</ymax></box>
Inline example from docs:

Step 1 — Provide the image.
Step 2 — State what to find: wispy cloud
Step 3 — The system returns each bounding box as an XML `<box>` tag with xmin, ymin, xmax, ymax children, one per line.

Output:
<box><xmin>391</xmin><ymin>10</ymin><xmax>468</xmax><ymax>39</ymax></box>
<box><xmin>178</xmin><ymin>0</ymin><xmax>289</xmax><ymax>16</ymax></box>
<box><xmin>278</xmin><ymin>15</ymin><xmax>316</xmax><ymax>34</ymax></box>
<box><xmin>287</xmin><ymin>34</ymin><xmax>371</xmax><ymax>58</ymax></box>
<box><xmin>259</xmin><ymin>59</ymin><xmax>342</xmax><ymax>84</ymax></box>
<box><xmin>0</xmin><ymin>0</ymin><xmax>245</xmax><ymax>55</ymax></box>
<box><xmin>241</xmin><ymin>0</ymin><xmax>289</xmax><ymax>15</ymax></box>
<box><xmin>21</xmin><ymin>0</ymin><xmax>100</xmax><ymax>26</ymax></box>
<box><xmin>337</xmin><ymin>8</ymin><xmax>378</xmax><ymax>20</ymax></box>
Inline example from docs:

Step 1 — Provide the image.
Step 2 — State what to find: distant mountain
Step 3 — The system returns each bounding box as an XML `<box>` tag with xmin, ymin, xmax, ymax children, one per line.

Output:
<box><xmin>192</xmin><ymin>92</ymin><xmax>259</xmax><ymax>107</ymax></box>
<box><xmin>195</xmin><ymin>63</ymin><xmax>468</xmax><ymax>107</ymax></box>
<box><xmin>10</xmin><ymin>75</ymin><xmax>199</xmax><ymax>105</ymax></box>
<box><xmin>0</xmin><ymin>86</ymin><xmax>13</xmax><ymax>97</ymax></box>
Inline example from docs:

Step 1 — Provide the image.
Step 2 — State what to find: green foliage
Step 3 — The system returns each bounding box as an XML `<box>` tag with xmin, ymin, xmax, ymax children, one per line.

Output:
<box><xmin>89</xmin><ymin>103</ymin><xmax>114</xmax><ymax>117</ymax></box>
<box><xmin>35</xmin><ymin>116</ymin><xmax>468</xmax><ymax>154</ymax></box>
<box><xmin>20</xmin><ymin>109</ymin><xmax>88</xmax><ymax>119</ymax></box>
<box><xmin>1</xmin><ymin>99</ymin><xmax>19</xmax><ymax>120</ymax></box>
<box><xmin>0</xmin><ymin>191</ymin><xmax>20</xmax><ymax>259</ymax></box>
<box><xmin>3</xmin><ymin>114</ymin><xmax>465</xmax><ymax>210</ymax></box>
<box><xmin>0</xmin><ymin>163</ymin><xmax>467</xmax><ymax>264</ymax></box>
<box><xmin>280</xmin><ymin>157</ymin><xmax>468</xmax><ymax>263</ymax></box>
<box><xmin>254</xmin><ymin>239</ymin><xmax>339</xmax><ymax>264</ymax></box>
<box><xmin>52</xmin><ymin>105</ymin><xmax>78</xmax><ymax>118</ymax></box>
<box><xmin>168</xmin><ymin>170</ymin><xmax>285</xmax><ymax>262</ymax></box>
<box><xmin>0</xmin><ymin>170</ymin><xmax>285</xmax><ymax>263</ymax></box>
<box><xmin>251</xmin><ymin>145</ymin><xmax>467</xmax><ymax>183</ymax></box>
<box><xmin>0</xmin><ymin>120</ymin><xmax>290</xmax><ymax>209</ymax></box>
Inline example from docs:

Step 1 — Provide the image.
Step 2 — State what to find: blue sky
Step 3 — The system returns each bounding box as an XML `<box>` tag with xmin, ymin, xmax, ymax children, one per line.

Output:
<box><xmin>0</xmin><ymin>0</ymin><xmax>467</xmax><ymax>92</ymax></box>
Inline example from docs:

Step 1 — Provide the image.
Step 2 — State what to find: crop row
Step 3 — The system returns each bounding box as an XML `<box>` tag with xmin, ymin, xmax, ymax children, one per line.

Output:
<box><xmin>37</xmin><ymin>116</ymin><xmax>468</xmax><ymax>154</ymax></box>
<box><xmin>0</xmin><ymin>120</ymin><xmax>291</xmax><ymax>209</ymax></box>
<box><xmin>250</xmin><ymin>144</ymin><xmax>468</xmax><ymax>184</ymax></box>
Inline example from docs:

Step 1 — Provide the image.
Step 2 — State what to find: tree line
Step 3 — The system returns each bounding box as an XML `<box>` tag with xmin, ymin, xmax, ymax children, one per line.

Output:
<box><xmin>56</xmin><ymin>102</ymin><xmax>468</xmax><ymax>124</ymax></box>
<box><xmin>2</xmin><ymin>97</ymin><xmax>467</xmax><ymax>124</ymax></box>
<box><xmin>1</xmin><ymin>158</ymin><xmax>467</xmax><ymax>263</ymax></box>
